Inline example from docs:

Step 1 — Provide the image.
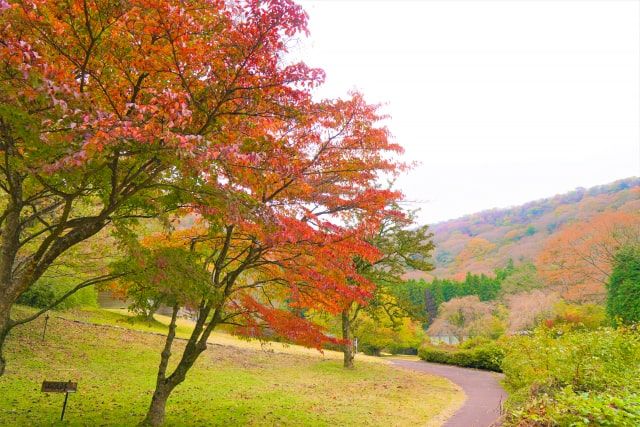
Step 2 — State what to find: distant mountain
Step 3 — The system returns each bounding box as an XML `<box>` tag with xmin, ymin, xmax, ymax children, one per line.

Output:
<box><xmin>409</xmin><ymin>177</ymin><xmax>640</xmax><ymax>280</ymax></box>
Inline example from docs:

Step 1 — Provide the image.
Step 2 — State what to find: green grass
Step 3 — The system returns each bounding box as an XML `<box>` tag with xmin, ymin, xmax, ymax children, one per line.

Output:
<box><xmin>1</xmin><ymin>307</ymin><xmax>463</xmax><ymax>426</ymax></box>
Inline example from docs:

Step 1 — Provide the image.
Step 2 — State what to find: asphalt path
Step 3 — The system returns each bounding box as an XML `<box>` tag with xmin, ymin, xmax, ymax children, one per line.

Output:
<box><xmin>391</xmin><ymin>359</ymin><xmax>507</xmax><ymax>427</ymax></box>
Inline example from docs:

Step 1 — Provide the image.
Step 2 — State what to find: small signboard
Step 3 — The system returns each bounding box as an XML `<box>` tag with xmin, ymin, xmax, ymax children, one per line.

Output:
<box><xmin>41</xmin><ymin>380</ymin><xmax>77</xmax><ymax>421</ymax></box>
<box><xmin>41</xmin><ymin>381</ymin><xmax>77</xmax><ymax>393</ymax></box>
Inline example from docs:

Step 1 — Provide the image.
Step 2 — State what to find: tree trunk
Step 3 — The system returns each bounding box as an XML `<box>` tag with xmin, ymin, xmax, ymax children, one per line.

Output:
<box><xmin>141</xmin><ymin>303</ymin><xmax>215</xmax><ymax>426</ymax></box>
<box><xmin>141</xmin><ymin>304</ymin><xmax>179</xmax><ymax>426</ymax></box>
<box><xmin>145</xmin><ymin>299</ymin><xmax>162</xmax><ymax>323</ymax></box>
<box><xmin>341</xmin><ymin>309</ymin><xmax>354</xmax><ymax>369</ymax></box>
<box><xmin>140</xmin><ymin>288</ymin><xmax>229</xmax><ymax>425</ymax></box>
<box><xmin>143</xmin><ymin>306</ymin><xmax>157</xmax><ymax>323</ymax></box>
<box><xmin>141</xmin><ymin>384</ymin><xmax>171</xmax><ymax>426</ymax></box>
<box><xmin>0</xmin><ymin>300</ymin><xmax>11</xmax><ymax>377</ymax></box>
<box><xmin>0</xmin><ymin>197</ymin><xmax>22</xmax><ymax>378</ymax></box>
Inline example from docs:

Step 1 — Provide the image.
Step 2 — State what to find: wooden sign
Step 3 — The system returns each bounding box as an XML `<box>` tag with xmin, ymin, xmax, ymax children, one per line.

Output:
<box><xmin>41</xmin><ymin>381</ymin><xmax>77</xmax><ymax>393</ymax></box>
<box><xmin>41</xmin><ymin>380</ymin><xmax>77</xmax><ymax>421</ymax></box>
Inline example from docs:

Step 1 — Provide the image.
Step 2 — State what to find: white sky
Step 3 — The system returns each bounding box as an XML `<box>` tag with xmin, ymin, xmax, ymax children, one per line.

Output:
<box><xmin>295</xmin><ymin>0</ymin><xmax>640</xmax><ymax>224</ymax></box>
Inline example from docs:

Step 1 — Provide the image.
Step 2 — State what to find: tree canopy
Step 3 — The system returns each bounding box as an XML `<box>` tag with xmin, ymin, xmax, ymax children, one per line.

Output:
<box><xmin>0</xmin><ymin>0</ymin><xmax>404</xmax><ymax>386</ymax></box>
<box><xmin>537</xmin><ymin>212</ymin><xmax>640</xmax><ymax>302</ymax></box>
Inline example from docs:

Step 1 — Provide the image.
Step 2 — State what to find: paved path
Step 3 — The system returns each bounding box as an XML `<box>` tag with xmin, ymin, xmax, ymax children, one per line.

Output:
<box><xmin>391</xmin><ymin>359</ymin><xmax>507</xmax><ymax>427</ymax></box>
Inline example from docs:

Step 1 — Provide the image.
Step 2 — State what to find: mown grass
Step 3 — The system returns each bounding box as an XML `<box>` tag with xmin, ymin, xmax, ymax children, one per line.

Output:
<box><xmin>63</xmin><ymin>308</ymin><xmax>387</xmax><ymax>362</ymax></box>
<box><xmin>1</xmin><ymin>307</ymin><xmax>463</xmax><ymax>426</ymax></box>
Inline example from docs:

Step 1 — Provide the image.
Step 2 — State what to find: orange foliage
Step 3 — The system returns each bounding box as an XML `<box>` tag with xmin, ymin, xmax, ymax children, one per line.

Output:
<box><xmin>452</xmin><ymin>238</ymin><xmax>496</xmax><ymax>275</ymax></box>
<box><xmin>536</xmin><ymin>211</ymin><xmax>640</xmax><ymax>302</ymax></box>
<box><xmin>0</xmin><ymin>0</ymin><xmax>407</xmax><ymax>350</ymax></box>
<box><xmin>116</xmin><ymin>87</ymin><xmax>405</xmax><ymax>348</ymax></box>
<box><xmin>430</xmin><ymin>180</ymin><xmax>638</xmax><ymax>279</ymax></box>
<box><xmin>456</xmin><ymin>237</ymin><xmax>496</xmax><ymax>261</ymax></box>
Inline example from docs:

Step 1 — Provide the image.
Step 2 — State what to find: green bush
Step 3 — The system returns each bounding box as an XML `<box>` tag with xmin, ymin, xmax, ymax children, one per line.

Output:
<box><xmin>607</xmin><ymin>245</ymin><xmax>640</xmax><ymax>325</ymax></box>
<box><xmin>501</xmin><ymin>325</ymin><xmax>640</xmax><ymax>426</ymax></box>
<box><xmin>17</xmin><ymin>279</ymin><xmax>98</xmax><ymax>310</ymax></box>
<box><xmin>511</xmin><ymin>388</ymin><xmax>640</xmax><ymax>427</ymax></box>
<box><xmin>354</xmin><ymin>316</ymin><xmax>424</xmax><ymax>356</ymax></box>
<box><xmin>459</xmin><ymin>336</ymin><xmax>491</xmax><ymax>349</ymax></box>
<box><xmin>418</xmin><ymin>345</ymin><xmax>452</xmax><ymax>365</ymax></box>
<box><xmin>418</xmin><ymin>342</ymin><xmax>504</xmax><ymax>372</ymax></box>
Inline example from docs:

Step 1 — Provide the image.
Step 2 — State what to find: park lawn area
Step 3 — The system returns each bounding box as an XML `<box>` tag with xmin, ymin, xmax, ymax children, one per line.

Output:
<box><xmin>0</xmin><ymin>307</ymin><xmax>463</xmax><ymax>426</ymax></box>
<box><xmin>58</xmin><ymin>308</ymin><xmax>387</xmax><ymax>362</ymax></box>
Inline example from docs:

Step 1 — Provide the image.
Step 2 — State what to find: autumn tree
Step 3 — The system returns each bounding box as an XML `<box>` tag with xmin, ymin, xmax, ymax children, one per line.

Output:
<box><xmin>537</xmin><ymin>212</ymin><xmax>640</xmax><ymax>302</ymax></box>
<box><xmin>352</xmin><ymin>316</ymin><xmax>424</xmax><ymax>356</ymax></box>
<box><xmin>454</xmin><ymin>237</ymin><xmax>496</xmax><ymax>267</ymax></box>
<box><xmin>427</xmin><ymin>295</ymin><xmax>503</xmax><ymax>343</ymax></box>
<box><xmin>505</xmin><ymin>290</ymin><xmax>559</xmax><ymax>333</ymax></box>
<box><xmin>336</xmin><ymin>209</ymin><xmax>434</xmax><ymax>368</ymax></box>
<box><xmin>0</xmin><ymin>0</ymin><xmax>323</xmax><ymax>375</ymax></box>
<box><xmin>113</xmin><ymin>91</ymin><xmax>404</xmax><ymax>425</ymax></box>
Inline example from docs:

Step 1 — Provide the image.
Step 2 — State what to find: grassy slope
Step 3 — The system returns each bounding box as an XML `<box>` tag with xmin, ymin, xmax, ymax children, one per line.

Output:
<box><xmin>66</xmin><ymin>308</ymin><xmax>387</xmax><ymax>363</ymax></box>
<box><xmin>0</xmin><ymin>308</ymin><xmax>463</xmax><ymax>426</ymax></box>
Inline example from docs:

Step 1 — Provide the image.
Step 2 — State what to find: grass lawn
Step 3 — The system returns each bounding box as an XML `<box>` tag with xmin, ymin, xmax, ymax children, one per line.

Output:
<box><xmin>0</xmin><ymin>307</ymin><xmax>463</xmax><ymax>426</ymax></box>
<box><xmin>63</xmin><ymin>308</ymin><xmax>388</xmax><ymax>362</ymax></box>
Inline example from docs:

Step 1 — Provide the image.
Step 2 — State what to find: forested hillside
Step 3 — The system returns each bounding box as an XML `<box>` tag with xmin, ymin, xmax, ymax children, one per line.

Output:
<box><xmin>409</xmin><ymin>177</ymin><xmax>640</xmax><ymax>281</ymax></box>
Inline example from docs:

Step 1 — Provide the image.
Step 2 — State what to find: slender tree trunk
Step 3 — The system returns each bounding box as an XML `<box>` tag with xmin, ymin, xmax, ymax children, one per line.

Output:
<box><xmin>341</xmin><ymin>309</ymin><xmax>354</xmax><ymax>369</ymax></box>
<box><xmin>0</xmin><ymin>299</ymin><xmax>11</xmax><ymax>377</ymax></box>
<box><xmin>141</xmin><ymin>302</ymin><xmax>219</xmax><ymax>426</ymax></box>
<box><xmin>141</xmin><ymin>304</ymin><xmax>179</xmax><ymax>426</ymax></box>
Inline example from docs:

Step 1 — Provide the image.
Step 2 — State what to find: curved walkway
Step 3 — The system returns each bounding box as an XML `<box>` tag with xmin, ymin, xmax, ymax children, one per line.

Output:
<box><xmin>391</xmin><ymin>359</ymin><xmax>507</xmax><ymax>427</ymax></box>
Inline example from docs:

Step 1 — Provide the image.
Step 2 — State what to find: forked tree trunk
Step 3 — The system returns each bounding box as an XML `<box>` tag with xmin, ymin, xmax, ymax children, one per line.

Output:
<box><xmin>141</xmin><ymin>303</ymin><xmax>217</xmax><ymax>426</ymax></box>
<box><xmin>341</xmin><ymin>309</ymin><xmax>355</xmax><ymax>369</ymax></box>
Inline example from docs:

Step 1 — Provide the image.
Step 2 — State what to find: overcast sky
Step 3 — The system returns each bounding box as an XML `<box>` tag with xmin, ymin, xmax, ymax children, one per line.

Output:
<box><xmin>295</xmin><ymin>0</ymin><xmax>640</xmax><ymax>224</ymax></box>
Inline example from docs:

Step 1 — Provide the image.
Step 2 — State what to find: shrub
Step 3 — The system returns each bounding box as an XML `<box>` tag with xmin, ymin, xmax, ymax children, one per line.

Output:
<box><xmin>607</xmin><ymin>245</ymin><xmax>640</xmax><ymax>325</ymax></box>
<box><xmin>418</xmin><ymin>342</ymin><xmax>504</xmax><ymax>372</ymax></box>
<box><xmin>355</xmin><ymin>316</ymin><xmax>424</xmax><ymax>356</ymax></box>
<box><xmin>501</xmin><ymin>325</ymin><xmax>640</xmax><ymax>426</ymax></box>
<box><xmin>418</xmin><ymin>345</ymin><xmax>454</xmax><ymax>365</ymax></box>
<box><xmin>17</xmin><ymin>279</ymin><xmax>98</xmax><ymax>310</ymax></box>
<box><xmin>551</xmin><ymin>302</ymin><xmax>606</xmax><ymax>330</ymax></box>
<box><xmin>511</xmin><ymin>388</ymin><xmax>640</xmax><ymax>427</ymax></box>
<box><xmin>459</xmin><ymin>336</ymin><xmax>491</xmax><ymax>349</ymax></box>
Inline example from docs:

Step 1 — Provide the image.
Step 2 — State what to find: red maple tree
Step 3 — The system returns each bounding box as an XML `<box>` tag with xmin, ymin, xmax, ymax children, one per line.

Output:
<box><xmin>0</xmin><ymin>0</ymin><xmax>325</xmax><ymax>376</ymax></box>
<box><xmin>114</xmin><ymin>91</ymin><xmax>404</xmax><ymax>424</ymax></box>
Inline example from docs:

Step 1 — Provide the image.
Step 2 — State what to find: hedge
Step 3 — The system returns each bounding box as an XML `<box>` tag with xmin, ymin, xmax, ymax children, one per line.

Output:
<box><xmin>418</xmin><ymin>342</ymin><xmax>504</xmax><ymax>372</ymax></box>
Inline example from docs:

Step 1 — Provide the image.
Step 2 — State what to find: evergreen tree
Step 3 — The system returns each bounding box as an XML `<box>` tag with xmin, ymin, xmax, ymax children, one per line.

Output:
<box><xmin>607</xmin><ymin>245</ymin><xmax>640</xmax><ymax>325</ymax></box>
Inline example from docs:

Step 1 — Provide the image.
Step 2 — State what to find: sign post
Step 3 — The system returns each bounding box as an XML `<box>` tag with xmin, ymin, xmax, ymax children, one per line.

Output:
<box><xmin>41</xmin><ymin>313</ymin><xmax>49</xmax><ymax>341</ymax></box>
<box><xmin>41</xmin><ymin>380</ymin><xmax>77</xmax><ymax>421</ymax></box>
